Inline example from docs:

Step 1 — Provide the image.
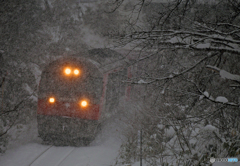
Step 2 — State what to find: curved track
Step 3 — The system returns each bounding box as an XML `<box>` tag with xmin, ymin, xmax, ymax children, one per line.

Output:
<box><xmin>28</xmin><ymin>146</ymin><xmax>76</xmax><ymax>166</ymax></box>
<box><xmin>28</xmin><ymin>145</ymin><xmax>53</xmax><ymax>166</ymax></box>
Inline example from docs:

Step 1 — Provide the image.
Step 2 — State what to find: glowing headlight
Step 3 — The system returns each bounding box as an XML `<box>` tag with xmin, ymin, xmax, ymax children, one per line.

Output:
<box><xmin>49</xmin><ymin>97</ymin><xmax>55</xmax><ymax>103</ymax></box>
<box><xmin>64</xmin><ymin>68</ymin><xmax>71</xmax><ymax>75</ymax></box>
<box><xmin>74</xmin><ymin>69</ymin><xmax>80</xmax><ymax>75</ymax></box>
<box><xmin>80</xmin><ymin>100</ymin><xmax>88</xmax><ymax>107</ymax></box>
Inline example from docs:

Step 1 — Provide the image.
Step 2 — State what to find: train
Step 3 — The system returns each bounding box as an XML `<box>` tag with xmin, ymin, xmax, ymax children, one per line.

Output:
<box><xmin>37</xmin><ymin>49</ymin><xmax>130</xmax><ymax>145</ymax></box>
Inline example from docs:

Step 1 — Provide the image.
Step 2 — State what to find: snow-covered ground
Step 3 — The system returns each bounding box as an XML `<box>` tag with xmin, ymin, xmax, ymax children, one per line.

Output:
<box><xmin>0</xmin><ymin>116</ymin><xmax>124</xmax><ymax>166</ymax></box>
<box><xmin>0</xmin><ymin>140</ymin><xmax>120</xmax><ymax>166</ymax></box>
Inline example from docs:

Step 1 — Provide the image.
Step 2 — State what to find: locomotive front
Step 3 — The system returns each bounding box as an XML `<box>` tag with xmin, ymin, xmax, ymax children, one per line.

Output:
<box><xmin>37</xmin><ymin>57</ymin><xmax>103</xmax><ymax>144</ymax></box>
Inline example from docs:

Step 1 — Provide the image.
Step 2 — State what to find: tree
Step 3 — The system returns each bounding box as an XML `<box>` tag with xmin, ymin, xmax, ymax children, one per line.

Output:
<box><xmin>109</xmin><ymin>0</ymin><xmax>240</xmax><ymax>165</ymax></box>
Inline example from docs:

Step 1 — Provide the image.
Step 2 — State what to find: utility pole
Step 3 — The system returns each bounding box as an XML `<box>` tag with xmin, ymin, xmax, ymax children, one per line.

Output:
<box><xmin>140</xmin><ymin>129</ymin><xmax>142</xmax><ymax>166</ymax></box>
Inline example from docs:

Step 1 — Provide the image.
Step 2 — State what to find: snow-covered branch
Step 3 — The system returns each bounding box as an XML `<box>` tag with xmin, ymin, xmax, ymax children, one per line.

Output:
<box><xmin>203</xmin><ymin>93</ymin><xmax>239</xmax><ymax>107</ymax></box>
<box><xmin>206</xmin><ymin>65</ymin><xmax>240</xmax><ymax>82</ymax></box>
<box><xmin>190</xmin><ymin>80</ymin><xmax>240</xmax><ymax>107</ymax></box>
<box><xmin>124</xmin><ymin>53</ymin><xmax>217</xmax><ymax>84</ymax></box>
<box><xmin>124</xmin><ymin>29</ymin><xmax>240</xmax><ymax>55</ymax></box>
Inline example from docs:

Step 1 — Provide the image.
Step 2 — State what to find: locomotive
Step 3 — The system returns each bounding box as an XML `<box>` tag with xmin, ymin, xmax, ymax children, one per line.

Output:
<box><xmin>37</xmin><ymin>49</ymin><xmax>129</xmax><ymax>145</ymax></box>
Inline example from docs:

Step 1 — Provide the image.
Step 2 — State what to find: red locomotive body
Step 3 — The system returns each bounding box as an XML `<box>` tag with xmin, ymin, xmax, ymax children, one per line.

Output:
<box><xmin>37</xmin><ymin>99</ymin><xmax>100</xmax><ymax>120</ymax></box>
<box><xmin>37</xmin><ymin>56</ymin><xmax>105</xmax><ymax>144</ymax></box>
<box><xmin>37</xmin><ymin>49</ymin><xmax>130</xmax><ymax>145</ymax></box>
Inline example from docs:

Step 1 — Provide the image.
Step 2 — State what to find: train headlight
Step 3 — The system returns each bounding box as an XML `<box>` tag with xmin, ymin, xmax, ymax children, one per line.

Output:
<box><xmin>64</xmin><ymin>68</ymin><xmax>71</xmax><ymax>75</ymax></box>
<box><xmin>74</xmin><ymin>69</ymin><xmax>80</xmax><ymax>75</ymax></box>
<box><xmin>49</xmin><ymin>97</ymin><xmax>55</xmax><ymax>103</ymax></box>
<box><xmin>80</xmin><ymin>100</ymin><xmax>88</xmax><ymax>108</ymax></box>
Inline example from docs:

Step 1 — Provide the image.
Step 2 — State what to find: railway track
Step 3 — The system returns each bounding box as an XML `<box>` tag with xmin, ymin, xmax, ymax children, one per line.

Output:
<box><xmin>28</xmin><ymin>145</ymin><xmax>75</xmax><ymax>166</ymax></box>
<box><xmin>28</xmin><ymin>145</ymin><xmax>53</xmax><ymax>166</ymax></box>
<box><xmin>54</xmin><ymin>147</ymin><xmax>76</xmax><ymax>166</ymax></box>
